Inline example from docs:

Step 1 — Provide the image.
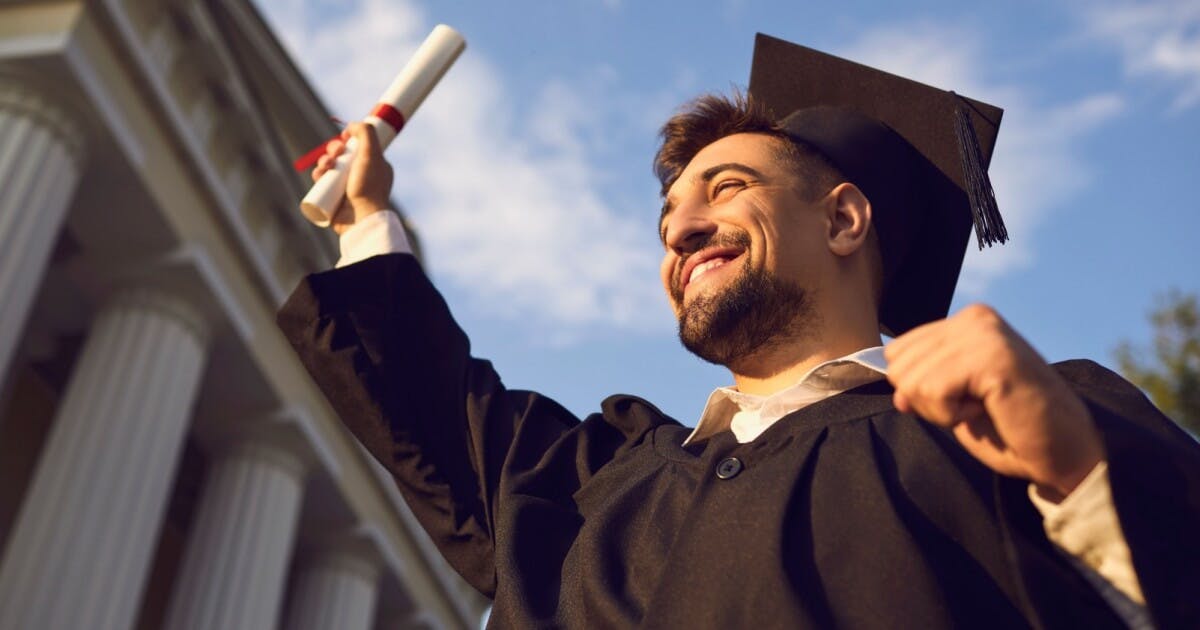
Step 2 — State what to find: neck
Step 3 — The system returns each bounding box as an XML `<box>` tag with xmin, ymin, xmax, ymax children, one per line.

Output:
<box><xmin>729</xmin><ymin>336</ymin><xmax>880</xmax><ymax>396</ymax></box>
<box><xmin>729</xmin><ymin>295</ymin><xmax>882</xmax><ymax>397</ymax></box>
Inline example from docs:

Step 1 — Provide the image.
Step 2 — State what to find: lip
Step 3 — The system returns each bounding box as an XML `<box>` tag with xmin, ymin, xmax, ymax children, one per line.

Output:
<box><xmin>679</xmin><ymin>246</ymin><xmax>745</xmax><ymax>295</ymax></box>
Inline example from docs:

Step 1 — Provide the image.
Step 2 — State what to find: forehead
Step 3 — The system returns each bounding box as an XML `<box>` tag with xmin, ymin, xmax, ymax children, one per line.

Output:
<box><xmin>666</xmin><ymin>132</ymin><xmax>788</xmax><ymax>197</ymax></box>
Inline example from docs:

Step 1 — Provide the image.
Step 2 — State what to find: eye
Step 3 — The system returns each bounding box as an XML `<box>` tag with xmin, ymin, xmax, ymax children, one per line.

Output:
<box><xmin>711</xmin><ymin>178</ymin><xmax>745</xmax><ymax>198</ymax></box>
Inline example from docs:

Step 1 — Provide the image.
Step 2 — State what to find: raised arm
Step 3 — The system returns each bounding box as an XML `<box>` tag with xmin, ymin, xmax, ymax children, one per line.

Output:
<box><xmin>277</xmin><ymin>126</ymin><xmax>580</xmax><ymax>596</ymax></box>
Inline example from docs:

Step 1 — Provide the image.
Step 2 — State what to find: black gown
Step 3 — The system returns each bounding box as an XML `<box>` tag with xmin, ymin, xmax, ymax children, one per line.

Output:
<box><xmin>277</xmin><ymin>253</ymin><xmax>1200</xmax><ymax>630</ymax></box>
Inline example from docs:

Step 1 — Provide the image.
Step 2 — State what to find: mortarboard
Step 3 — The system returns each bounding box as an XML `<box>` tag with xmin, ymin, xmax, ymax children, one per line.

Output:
<box><xmin>748</xmin><ymin>33</ymin><xmax>1007</xmax><ymax>336</ymax></box>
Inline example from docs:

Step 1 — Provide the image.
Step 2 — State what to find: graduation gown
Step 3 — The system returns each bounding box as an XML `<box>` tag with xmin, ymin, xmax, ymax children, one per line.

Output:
<box><xmin>277</xmin><ymin>253</ymin><xmax>1200</xmax><ymax>630</ymax></box>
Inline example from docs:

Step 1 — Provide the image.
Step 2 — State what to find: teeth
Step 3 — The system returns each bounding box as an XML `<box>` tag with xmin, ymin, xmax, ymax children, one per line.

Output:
<box><xmin>689</xmin><ymin>258</ymin><xmax>728</xmax><ymax>284</ymax></box>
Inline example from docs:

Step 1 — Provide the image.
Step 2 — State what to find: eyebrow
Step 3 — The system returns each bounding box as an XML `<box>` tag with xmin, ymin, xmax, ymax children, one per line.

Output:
<box><xmin>659</xmin><ymin>162</ymin><xmax>766</xmax><ymax>240</ymax></box>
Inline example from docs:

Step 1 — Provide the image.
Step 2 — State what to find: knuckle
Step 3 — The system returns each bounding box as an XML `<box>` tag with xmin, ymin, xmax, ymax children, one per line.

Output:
<box><xmin>962</xmin><ymin>303</ymin><xmax>1004</xmax><ymax>329</ymax></box>
<box><xmin>896</xmin><ymin>380</ymin><xmax>921</xmax><ymax>401</ymax></box>
<box><xmin>962</xmin><ymin>303</ymin><xmax>994</xmax><ymax>319</ymax></box>
<box><xmin>915</xmin><ymin>380</ymin><xmax>945</xmax><ymax>403</ymax></box>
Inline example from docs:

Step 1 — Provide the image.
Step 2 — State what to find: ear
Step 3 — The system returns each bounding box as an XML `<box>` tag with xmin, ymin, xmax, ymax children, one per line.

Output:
<box><xmin>825</xmin><ymin>182</ymin><xmax>872</xmax><ymax>257</ymax></box>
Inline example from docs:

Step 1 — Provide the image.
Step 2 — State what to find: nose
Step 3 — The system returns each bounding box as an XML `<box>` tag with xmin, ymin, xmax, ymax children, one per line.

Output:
<box><xmin>663</xmin><ymin>201</ymin><xmax>718</xmax><ymax>256</ymax></box>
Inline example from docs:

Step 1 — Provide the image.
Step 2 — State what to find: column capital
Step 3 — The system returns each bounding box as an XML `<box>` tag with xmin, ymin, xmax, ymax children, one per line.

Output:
<box><xmin>104</xmin><ymin>285</ymin><xmax>213</xmax><ymax>348</ymax></box>
<box><xmin>68</xmin><ymin>243</ymin><xmax>254</xmax><ymax>349</ymax></box>
<box><xmin>295</xmin><ymin>529</ymin><xmax>386</xmax><ymax>585</ymax></box>
<box><xmin>284</xmin><ymin>528</ymin><xmax>386</xmax><ymax>630</ymax></box>
<box><xmin>196</xmin><ymin>404</ymin><xmax>341</xmax><ymax>484</ymax></box>
<box><xmin>0</xmin><ymin>73</ymin><xmax>86</xmax><ymax>163</ymax></box>
<box><xmin>212</xmin><ymin>434</ymin><xmax>308</xmax><ymax>481</ymax></box>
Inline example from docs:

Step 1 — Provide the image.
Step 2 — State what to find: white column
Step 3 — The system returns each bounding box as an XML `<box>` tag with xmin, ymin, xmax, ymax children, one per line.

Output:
<box><xmin>163</xmin><ymin>435</ymin><xmax>307</xmax><ymax>630</ymax></box>
<box><xmin>284</xmin><ymin>545</ymin><xmax>382</xmax><ymax>630</ymax></box>
<box><xmin>0</xmin><ymin>77</ymin><xmax>85</xmax><ymax>378</ymax></box>
<box><xmin>0</xmin><ymin>287</ymin><xmax>209</xmax><ymax>630</ymax></box>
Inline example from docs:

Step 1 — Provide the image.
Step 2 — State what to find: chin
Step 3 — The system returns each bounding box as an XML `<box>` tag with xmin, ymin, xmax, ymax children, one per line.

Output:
<box><xmin>677</xmin><ymin>262</ymin><xmax>814</xmax><ymax>367</ymax></box>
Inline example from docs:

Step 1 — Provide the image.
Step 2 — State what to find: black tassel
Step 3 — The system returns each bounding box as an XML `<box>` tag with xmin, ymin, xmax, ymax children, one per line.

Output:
<box><xmin>951</xmin><ymin>94</ymin><xmax>1008</xmax><ymax>249</ymax></box>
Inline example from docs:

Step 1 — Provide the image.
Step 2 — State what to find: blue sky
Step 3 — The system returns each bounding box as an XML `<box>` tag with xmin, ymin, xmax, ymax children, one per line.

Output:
<box><xmin>257</xmin><ymin>0</ymin><xmax>1200</xmax><ymax>424</ymax></box>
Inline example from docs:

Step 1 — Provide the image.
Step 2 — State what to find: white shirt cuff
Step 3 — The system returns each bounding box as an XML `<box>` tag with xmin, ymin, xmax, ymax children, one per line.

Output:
<box><xmin>336</xmin><ymin>210</ymin><xmax>412</xmax><ymax>268</ymax></box>
<box><xmin>1028</xmin><ymin>461</ymin><xmax>1146</xmax><ymax>605</ymax></box>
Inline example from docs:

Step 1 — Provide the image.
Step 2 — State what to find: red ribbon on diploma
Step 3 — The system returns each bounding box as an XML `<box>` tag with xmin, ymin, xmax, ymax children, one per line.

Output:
<box><xmin>292</xmin><ymin>103</ymin><xmax>407</xmax><ymax>171</ymax></box>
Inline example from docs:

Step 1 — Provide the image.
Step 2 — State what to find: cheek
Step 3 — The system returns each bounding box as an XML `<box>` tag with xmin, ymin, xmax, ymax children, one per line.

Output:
<box><xmin>659</xmin><ymin>256</ymin><xmax>677</xmax><ymax>298</ymax></box>
<box><xmin>762</xmin><ymin>215</ymin><xmax>826</xmax><ymax>277</ymax></box>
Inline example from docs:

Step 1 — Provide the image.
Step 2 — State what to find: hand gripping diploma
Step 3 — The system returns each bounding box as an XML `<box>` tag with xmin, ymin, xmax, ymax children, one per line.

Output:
<box><xmin>311</xmin><ymin>123</ymin><xmax>393</xmax><ymax>236</ymax></box>
<box><xmin>297</xmin><ymin>24</ymin><xmax>464</xmax><ymax>226</ymax></box>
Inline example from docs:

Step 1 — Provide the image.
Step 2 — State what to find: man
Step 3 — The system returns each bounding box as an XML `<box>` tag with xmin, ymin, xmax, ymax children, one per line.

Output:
<box><xmin>278</xmin><ymin>35</ymin><xmax>1199</xmax><ymax>628</ymax></box>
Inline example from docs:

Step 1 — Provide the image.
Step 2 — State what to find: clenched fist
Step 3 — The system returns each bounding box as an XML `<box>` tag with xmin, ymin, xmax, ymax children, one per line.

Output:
<box><xmin>884</xmin><ymin>304</ymin><xmax>1104</xmax><ymax>502</ymax></box>
<box><xmin>313</xmin><ymin>122</ymin><xmax>394</xmax><ymax>235</ymax></box>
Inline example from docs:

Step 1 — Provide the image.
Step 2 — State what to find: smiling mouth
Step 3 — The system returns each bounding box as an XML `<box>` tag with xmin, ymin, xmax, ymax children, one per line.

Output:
<box><xmin>679</xmin><ymin>247</ymin><xmax>745</xmax><ymax>295</ymax></box>
<box><xmin>690</xmin><ymin>256</ymin><xmax>733</xmax><ymax>284</ymax></box>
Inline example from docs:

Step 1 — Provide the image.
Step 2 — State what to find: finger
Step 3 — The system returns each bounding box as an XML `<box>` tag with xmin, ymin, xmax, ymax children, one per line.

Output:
<box><xmin>892</xmin><ymin>381</ymin><xmax>984</xmax><ymax>424</ymax></box>
<box><xmin>325</xmin><ymin>138</ymin><xmax>346</xmax><ymax>158</ymax></box>
<box><xmin>883</xmin><ymin>319</ymin><xmax>945</xmax><ymax>369</ymax></box>
<box><xmin>343</xmin><ymin>123</ymin><xmax>383</xmax><ymax>163</ymax></box>
<box><xmin>890</xmin><ymin>344</ymin><xmax>977</xmax><ymax>426</ymax></box>
<box><xmin>913</xmin><ymin>386</ymin><xmax>985</xmax><ymax>429</ymax></box>
<box><xmin>356</xmin><ymin>122</ymin><xmax>382</xmax><ymax>157</ymax></box>
<box><xmin>884</xmin><ymin>317</ymin><xmax>945</xmax><ymax>363</ymax></box>
<box><xmin>348</xmin><ymin>125</ymin><xmax>386</xmax><ymax>191</ymax></box>
<box><xmin>313</xmin><ymin>155</ymin><xmax>332</xmax><ymax>180</ymax></box>
<box><xmin>886</xmin><ymin>328</ymin><xmax>960</xmax><ymax>394</ymax></box>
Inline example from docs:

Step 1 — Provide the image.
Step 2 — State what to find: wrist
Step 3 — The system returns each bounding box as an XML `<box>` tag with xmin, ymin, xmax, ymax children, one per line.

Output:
<box><xmin>1036</xmin><ymin>412</ymin><xmax>1104</xmax><ymax>501</ymax></box>
<box><xmin>330</xmin><ymin>201</ymin><xmax>388</xmax><ymax>235</ymax></box>
<box><xmin>350</xmin><ymin>198</ymin><xmax>388</xmax><ymax>219</ymax></box>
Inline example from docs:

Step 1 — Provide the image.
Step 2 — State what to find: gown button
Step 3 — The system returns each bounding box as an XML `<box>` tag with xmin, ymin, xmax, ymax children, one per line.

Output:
<box><xmin>716</xmin><ymin>457</ymin><xmax>743</xmax><ymax>480</ymax></box>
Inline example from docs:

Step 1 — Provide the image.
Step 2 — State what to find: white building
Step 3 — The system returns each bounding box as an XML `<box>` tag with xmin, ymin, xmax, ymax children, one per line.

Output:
<box><xmin>0</xmin><ymin>1</ymin><xmax>489</xmax><ymax>628</ymax></box>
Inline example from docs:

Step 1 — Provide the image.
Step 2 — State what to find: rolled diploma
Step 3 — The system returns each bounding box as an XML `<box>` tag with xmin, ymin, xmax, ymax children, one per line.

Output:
<box><xmin>300</xmin><ymin>24</ymin><xmax>466</xmax><ymax>226</ymax></box>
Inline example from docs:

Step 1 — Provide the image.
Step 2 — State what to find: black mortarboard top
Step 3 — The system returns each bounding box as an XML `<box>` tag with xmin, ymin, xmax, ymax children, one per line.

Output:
<box><xmin>748</xmin><ymin>33</ymin><xmax>1007</xmax><ymax>336</ymax></box>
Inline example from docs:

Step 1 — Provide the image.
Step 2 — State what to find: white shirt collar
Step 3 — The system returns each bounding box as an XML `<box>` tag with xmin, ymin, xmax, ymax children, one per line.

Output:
<box><xmin>682</xmin><ymin>346</ymin><xmax>889</xmax><ymax>446</ymax></box>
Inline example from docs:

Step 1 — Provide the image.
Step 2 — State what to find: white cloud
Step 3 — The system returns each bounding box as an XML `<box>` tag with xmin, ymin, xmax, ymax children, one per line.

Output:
<box><xmin>840</xmin><ymin>23</ymin><xmax>1124</xmax><ymax>294</ymax></box>
<box><xmin>256</xmin><ymin>3</ymin><xmax>1123</xmax><ymax>329</ymax></box>
<box><xmin>1081</xmin><ymin>0</ymin><xmax>1200</xmax><ymax>111</ymax></box>
<box><xmin>256</xmin><ymin>0</ymin><xmax>672</xmax><ymax>336</ymax></box>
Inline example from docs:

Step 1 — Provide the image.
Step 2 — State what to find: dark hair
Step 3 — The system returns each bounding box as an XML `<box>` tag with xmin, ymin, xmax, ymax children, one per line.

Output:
<box><xmin>653</xmin><ymin>92</ymin><xmax>844</xmax><ymax>198</ymax></box>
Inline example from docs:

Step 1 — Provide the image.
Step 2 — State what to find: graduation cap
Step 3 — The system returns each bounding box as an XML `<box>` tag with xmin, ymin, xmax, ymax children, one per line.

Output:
<box><xmin>748</xmin><ymin>33</ymin><xmax>1007</xmax><ymax>336</ymax></box>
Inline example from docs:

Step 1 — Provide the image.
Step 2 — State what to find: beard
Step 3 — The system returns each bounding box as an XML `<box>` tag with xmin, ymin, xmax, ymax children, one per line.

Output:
<box><xmin>673</xmin><ymin>250</ymin><xmax>815</xmax><ymax>369</ymax></box>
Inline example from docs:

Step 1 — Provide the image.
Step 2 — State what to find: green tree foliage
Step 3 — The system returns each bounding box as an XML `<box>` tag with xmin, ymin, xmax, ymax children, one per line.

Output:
<box><xmin>1115</xmin><ymin>290</ymin><xmax>1200</xmax><ymax>435</ymax></box>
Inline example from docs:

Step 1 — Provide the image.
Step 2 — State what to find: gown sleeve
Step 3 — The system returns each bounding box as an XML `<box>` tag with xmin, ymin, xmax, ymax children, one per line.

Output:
<box><xmin>1053</xmin><ymin>360</ymin><xmax>1200</xmax><ymax>630</ymax></box>
<box><xmin>276</xmin><ymin>252</ymin><xmax>580</xmax><ymax>597</ymax></box>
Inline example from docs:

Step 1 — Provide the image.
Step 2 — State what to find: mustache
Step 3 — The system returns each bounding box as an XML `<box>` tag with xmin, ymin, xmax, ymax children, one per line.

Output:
<box><xmin>671</xmin><ymin>230</ymin><xmax>752</xmax><ymax>299</ymax></box>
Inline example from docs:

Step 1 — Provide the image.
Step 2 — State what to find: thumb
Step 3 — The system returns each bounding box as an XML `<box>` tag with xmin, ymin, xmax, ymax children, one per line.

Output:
<box><xmin>346</xmin><ymin>122</ymin><xmax>382</xmax><ymax>164</ymax></box>
<box><xmin>343</xmin><ymin>122</ymin><xmax>379</xmax><ymax>194</ymax></box>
